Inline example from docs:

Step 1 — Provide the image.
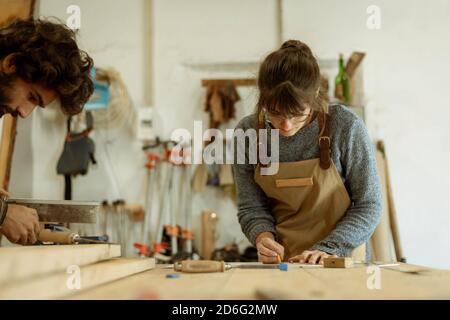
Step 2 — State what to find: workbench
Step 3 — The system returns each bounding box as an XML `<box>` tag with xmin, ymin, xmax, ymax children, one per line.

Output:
<box><xmin>68</xmin><ymin>263</ymin><xmax>450</xmax><ymax>300</ymax></box>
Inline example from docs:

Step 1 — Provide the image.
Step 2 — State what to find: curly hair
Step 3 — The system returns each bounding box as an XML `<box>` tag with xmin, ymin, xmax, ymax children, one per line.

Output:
<box><xmin>0</xmin><ymin>18</ymin><xmax>94</xmax><ymax>115</ymax></box>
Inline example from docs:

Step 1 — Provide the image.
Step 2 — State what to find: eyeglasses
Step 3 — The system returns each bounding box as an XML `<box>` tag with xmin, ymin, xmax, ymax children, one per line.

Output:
<box><xmin>265</xmin><ymin>111</ymin><xmax>313</xmax><ymax>125</ymax></box>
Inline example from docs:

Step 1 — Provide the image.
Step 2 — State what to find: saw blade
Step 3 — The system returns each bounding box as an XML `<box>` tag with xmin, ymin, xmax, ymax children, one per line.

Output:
<box><xmin>6</xmin><ymin>198</ymin><xmax>99</xmax><ymax>223</ymax></box>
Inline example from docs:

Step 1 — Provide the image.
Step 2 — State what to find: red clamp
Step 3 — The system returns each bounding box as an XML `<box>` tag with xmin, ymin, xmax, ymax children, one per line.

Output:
<box><xmin>134</xmin><ymin>243</ymin><xmax>150</xmax><ymax>256</ymax></box>
<box><xmin>145</xmin><ymin>153</ymin><xmax>159</xmax><ymax>169</ymax></box>
<box><xmin>153</xmin><ymin>242</ymin><xmax>169</xmax><ymax>253</ymax></box>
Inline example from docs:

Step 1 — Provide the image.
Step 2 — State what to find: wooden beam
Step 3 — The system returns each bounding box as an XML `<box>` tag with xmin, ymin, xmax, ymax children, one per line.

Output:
<box><xmin>0</xmin><ymin>0</ymin><xmax>35</xmax><ymax>25</ymax></box>
<box><xmin>0</xmin><ymin>0</ymin><xmax>36</xmax><ymax>190</ymax></box>
<box><xmin>0</xmin><ymin>257</ymin><xmax>155</xmax><ymax>299</ymax></box>
<box><xmin>201</xmin><ymin>78</ymin><xmax>256</xmax><ymax>87</ymax></box>
<box><xmin>371</xmin><ymin>145</ymin><xmax>396</xmax><ymax>262</ymax></box>
<box><xmin>378</xmin><ymin>140</ymin><xmax>405</xmax><ymax>262</ymax></box>
<box><xmin>0</xmin><ymin>115</ymin><xmax>17</xmax><ymax>190</ymax></box>
<box><xmin>0</xmin><ymin>244</ymin><xmax>121</xmax><ymax>285</ymax></box>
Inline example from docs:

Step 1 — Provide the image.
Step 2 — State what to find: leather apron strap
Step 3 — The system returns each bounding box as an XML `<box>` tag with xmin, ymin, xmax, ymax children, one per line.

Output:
<box><xmin>318</xmin><ymin>112</ymin><xmax>331</xmax><ymax>170</ymax></box>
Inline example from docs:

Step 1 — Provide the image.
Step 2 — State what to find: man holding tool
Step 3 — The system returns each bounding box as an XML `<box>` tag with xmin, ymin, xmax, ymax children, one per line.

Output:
<box><xmin>0</xmin><ymin>18</ymin><xmax>94</xmax><ymax>245</ymax></box>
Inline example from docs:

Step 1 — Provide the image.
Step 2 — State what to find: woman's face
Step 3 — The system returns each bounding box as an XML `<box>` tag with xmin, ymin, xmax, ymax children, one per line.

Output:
<box><xmin>266</xmin><ymin>107</ymin><xmax>313</xmax><ymax>137</ymax></box>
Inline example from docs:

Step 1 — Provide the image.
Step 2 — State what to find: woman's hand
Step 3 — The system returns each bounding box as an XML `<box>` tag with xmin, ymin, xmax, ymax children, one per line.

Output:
<box><xmin>288</xmin><ymin>250</ymin><xmax>337</xmax><ymax>265</ymax></box>
<box><xmin>255</xmin><ymin>232</ymin><xmax>284</xmax><ymax>264</ymax></box>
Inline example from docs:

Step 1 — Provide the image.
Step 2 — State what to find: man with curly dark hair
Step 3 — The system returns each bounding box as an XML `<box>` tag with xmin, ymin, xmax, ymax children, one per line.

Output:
<box><xmin>0</xmin><ymin>18</ymin><xmax>94</xmax><ymax>245</ymax></box>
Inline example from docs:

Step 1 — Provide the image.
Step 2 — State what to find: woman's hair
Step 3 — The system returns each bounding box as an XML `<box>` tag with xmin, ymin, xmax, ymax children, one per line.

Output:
<box><xmin>256</xmin><ymin>40</ymin><xmax>328</xmax><ymax>127</ymax></box>
<box><xmin>0</xmin><ymin>18</ymin><xmax>94</xmax><ymax>115</ymax></box>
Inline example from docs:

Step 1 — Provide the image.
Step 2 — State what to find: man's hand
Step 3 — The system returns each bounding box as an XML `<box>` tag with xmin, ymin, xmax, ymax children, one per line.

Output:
<box><xmin>0</xmin><ymin>188</ymin><xmax>10</xmax><ymax>197</ymax></box>
<box><xmin>288</xmin><ymin>250</ymin><xmax>338</xmax><ymax>265</ymax></box>
<box><xmin>255</xmin><ymin>232</ymin><xmax>284</xmax><ymax>264</ymax></box>
<box><xmin>0</xmin><ymin>204</ymin><xmax>41</xmax><ymax>245</ymax></box>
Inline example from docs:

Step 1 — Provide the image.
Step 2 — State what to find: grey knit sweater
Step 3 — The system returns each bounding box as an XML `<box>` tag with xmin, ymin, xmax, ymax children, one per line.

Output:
<box><xmin>232</xmin><ymin>104</ymin><xmax>382</xmax><ymax>259</ymax></box>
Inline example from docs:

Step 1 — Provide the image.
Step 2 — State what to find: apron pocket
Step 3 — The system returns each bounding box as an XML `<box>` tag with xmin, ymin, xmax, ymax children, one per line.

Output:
<box><xmin>275</xmin><ymin>177</ymin><xmax>313</xmax><ymax>188</ymax></box>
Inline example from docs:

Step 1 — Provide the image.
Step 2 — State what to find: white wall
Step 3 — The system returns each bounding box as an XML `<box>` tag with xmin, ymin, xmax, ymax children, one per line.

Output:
<box><xmin>8</xmin><ymin>0</ymin><xmax>450</xmax><ymax>267</ymax></box>
<box><xmin>152</xmin><ymin>0</ymin><xmax>278</xmax><ymax>251</ymax></box>
<box><xmin>283</xmin><ymin>0</ymin><xmax>450</xmax><ymax>268</ymax></box>
<box><xmin>9</xmin><ymin>0</ymin><xmax>278</xmax><ymax>253</ymax></box>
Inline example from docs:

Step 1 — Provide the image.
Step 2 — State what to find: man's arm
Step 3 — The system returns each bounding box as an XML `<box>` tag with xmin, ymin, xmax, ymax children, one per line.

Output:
<box><xmin>0</xmin><ymin>190</ymin><xmax>41</xmax><ymax>245</ymax></box>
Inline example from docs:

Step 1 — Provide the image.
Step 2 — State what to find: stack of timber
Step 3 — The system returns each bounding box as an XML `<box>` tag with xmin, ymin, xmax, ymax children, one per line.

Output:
<box><xmin>0</xmin><ymin>244</ymin><xmax>155</xmax><ymax>299</ymax></box>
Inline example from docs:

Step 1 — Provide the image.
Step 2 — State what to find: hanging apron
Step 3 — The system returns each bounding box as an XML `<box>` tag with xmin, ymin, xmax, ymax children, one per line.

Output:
<box><xmin>254</xmin><ymin>112</ymin><xmax>365</xmax><ymax>261</ymax></box>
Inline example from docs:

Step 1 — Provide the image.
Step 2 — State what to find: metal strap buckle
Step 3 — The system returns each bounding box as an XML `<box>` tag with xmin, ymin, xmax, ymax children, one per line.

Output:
<box><xmin>319</xmin><ymin>136</ymin><xmax>330</xmax><ymax>144</ymax></box>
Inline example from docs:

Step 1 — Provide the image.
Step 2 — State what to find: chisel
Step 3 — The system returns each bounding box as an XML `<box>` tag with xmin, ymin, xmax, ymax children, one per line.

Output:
<box><xmin>172</xmin><ymin>260</ymin><xmax>288</xmax><ymax>273</ymax></box>
<box><xmin>170</xmin><ymin>259</ymin><xmax>400</xmax><ymax>273</ymax></box>
<box><xmin>38</xmin><ymin>229</ymin><xmax>112</xmax><ymax>244</ymax></box>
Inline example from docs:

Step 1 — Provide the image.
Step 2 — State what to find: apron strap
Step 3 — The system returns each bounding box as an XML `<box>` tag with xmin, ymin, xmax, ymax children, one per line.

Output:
<box><xmin>318</xmin><ymin>112</ymin><xmax>331</xmax><ymax>170</ymax></box>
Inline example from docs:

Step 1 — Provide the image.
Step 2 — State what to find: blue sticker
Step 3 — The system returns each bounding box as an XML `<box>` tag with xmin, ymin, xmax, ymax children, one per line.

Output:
<box><xmin>85</xmin><ymin>67</ymin><xmax>110</xmax><ymax>110</ymax></box>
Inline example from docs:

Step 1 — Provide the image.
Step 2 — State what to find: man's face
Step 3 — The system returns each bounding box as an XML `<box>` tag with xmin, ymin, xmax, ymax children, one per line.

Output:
<box><xmin>0</xmin><ymin>72</ymin><xmax>57</xmax><ymax>118</ymax></box>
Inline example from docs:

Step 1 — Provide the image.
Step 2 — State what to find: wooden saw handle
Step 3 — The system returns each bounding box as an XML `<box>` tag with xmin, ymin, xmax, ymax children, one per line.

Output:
<box><xmin>174</xmin><ymin>260</ymin><xmax>226</xmax><ymax>273</ymax></box>
<box><xmin>38</xmin><ymin>229</ymin><xmax>77</xmax><ymax>244</ymax></box>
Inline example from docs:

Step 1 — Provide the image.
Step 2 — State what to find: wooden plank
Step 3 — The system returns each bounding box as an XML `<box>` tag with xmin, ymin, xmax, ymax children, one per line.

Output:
<box><xmin>0</xmin><ymin>0</ymin><xmax>35</xmax><ymax>191</ymax></box>
<box><xmin>0</xmin><ymin>257</ymin><xmax>155</xmax><ymax>300</ymax></box>
<box><xmin>381</xmin><ymin>141</ymin><xmax>406</xmax><ymax>262</ymax></box>
<box><xmin>0</xmin><ymin>0</ymin><xmax>34</xmax><ymax>25</ymax></box>
<box><xmin>371</xmin><ymin>145</ymin><xmax>396</xmax><ymax>262</ymax></box>
<box><xmin>0</xmin><ymin>115</ymin><xmax>17</xmax><ymax>190</ymax></box>
<box><xmin>68</xmin><ymin>263</ymin><xmax>450</xmax><ymax>300</ymax></box>
<box><xmin>0</xmin><ymin>244</ymin><xmax>121</xmax><ymax>285</ymax></box>
<box><xmin>298</xmin><ymin>264</ymin><xmax>450</xmax><ymax>299</ymax></box>
<box><xmin>0</xmin><ymin>0</ymin><xmax>35</xmax><ymax>244</ymax></box>
<box><xmin>323</xmin><ymin>257</ymin><xmax>353</xmax><ymax>268</ymax></box>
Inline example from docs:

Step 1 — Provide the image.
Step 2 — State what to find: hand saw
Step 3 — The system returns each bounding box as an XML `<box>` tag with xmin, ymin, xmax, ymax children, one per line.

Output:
<box><xmin>6</xmin><ymin>198</ymin><xmax>99</xmax><ymax>224</ymax></box>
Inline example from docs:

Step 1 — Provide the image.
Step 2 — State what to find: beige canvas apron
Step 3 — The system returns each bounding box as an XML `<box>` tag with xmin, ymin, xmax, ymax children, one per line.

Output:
<box><xmin>254</xmin><ymin>112</ymin><xmax>365</xmax><ymax>261</ymax></box>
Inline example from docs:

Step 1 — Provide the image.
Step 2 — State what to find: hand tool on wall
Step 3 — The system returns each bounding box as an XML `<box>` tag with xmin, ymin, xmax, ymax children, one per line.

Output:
<box><xmin>182</xmin><ymin>163</ymin><xmax>194</xmax><ymax>256</ymax></box>
<box><xmin>167</xmin><ymin>149</ymin><xmax>178</xmax><ymax>256</ymax></box>
<box><xmin>100</xmin><ymin>200</ymin><xmax>110</xmax><ymax>238</ymax></box>
<box><xmin>114</xmin><ymin>200</ymin><xmax>129</xmax><ymax>256</ymax></box>
<box><xmin>170</xmin><ymin>143</ymin><xmax>197</xmax><ymax>261</ymax></box>
<box><xmin>56</xmin><ymin>112</ymin><xmax>97</xmax><ymax>200</ymax></box>
<box><xmin>201</xmin><ymin>210</ymin><xmax>218</xmax><ymax>260</ymax></box>
<box><xmin>124</xmin><ymin>203</ymin><xmax>145</xmax><ymax>257</ymax></box>
<box><xmin>154</xmin><ymin>141</ymin><xmax>176</xmax><ymax>258</ymax></box>
<box><xmin>142</xmin><ymin>152</ymin><xmax>159</xmax><ymax>247</ymax></box>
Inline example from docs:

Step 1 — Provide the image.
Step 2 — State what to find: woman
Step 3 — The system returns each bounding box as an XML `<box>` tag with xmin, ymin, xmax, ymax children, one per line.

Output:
<box><xmin>233</xmin><ymin>40</ymin><xmax>382</xmax><ymax>264</ymax></box>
